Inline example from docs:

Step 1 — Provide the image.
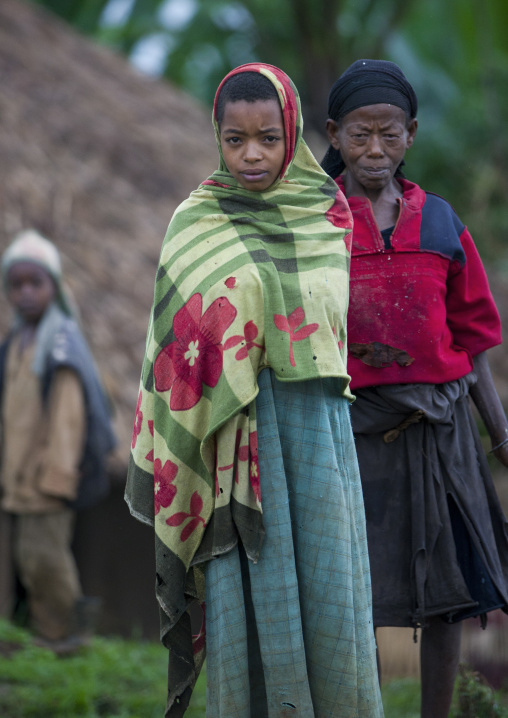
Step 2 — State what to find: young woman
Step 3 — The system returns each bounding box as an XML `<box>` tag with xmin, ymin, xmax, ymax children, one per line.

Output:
<box><xmin>323</xmin><ymin>58</ymin><xmax>508</xmax><ymax>718</ymax></box>
<box><xmin>126</xmin><ymin>64</ymin><xmax>383</xmax><ymax>717</ymax></box>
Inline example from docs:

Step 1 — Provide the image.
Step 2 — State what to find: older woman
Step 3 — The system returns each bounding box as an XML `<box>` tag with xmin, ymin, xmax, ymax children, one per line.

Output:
<box><xmin>323</xmin><ymin>58</ymin><xmax>508</xmax><ymax>718</ymax></box>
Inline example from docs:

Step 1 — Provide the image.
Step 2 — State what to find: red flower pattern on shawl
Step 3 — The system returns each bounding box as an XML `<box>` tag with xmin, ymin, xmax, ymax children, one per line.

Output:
<box><xmin>145</xmin><ymin>420</ymin><xmax>154</xmax><ymax>462</ymax></box>
<box><xmin>274</xmin><ymin>307</ymin><xmax>319</xmax><ymax>367</ymax></box>
<box><xmin>154</xmin><ymin>293</ymin><xmax>237</xmax><ymax>411</ymax></box>
<box><xmin>166</xmin><ymin>491</ymin><xmax>207</xmax><ymax>541</ymax></box>
<box><xmin>224</xmin><ymin>320</ymin><xmax>263</xmax><ymax>360</ymax></box>
<box><xmin>154</xmin><ymin>458</ymin><xmax>178</xmax><ymax>515</ymax></box>
<box><xmin>215</xmin><ymin>467</ymin><xmax>220</xmax><ymax>499</ymax></box>
<box><xmin>132</xmin><ymin>391</ymin><xmax>143</xmax><ymax>448</ymax></box>
<box><xmin>332</xmin><ymin>326</ymin><xmax>344</xmax><ymax>351</ymax></box>
<box><xmin>218</xmin><ymin>429</ymin><xmax>249</xmax><ymax>483</ymax></box>
<box><xmin>217</xmin><ymin>429</ymin><xmax>260</xmax><ymax>502</ymax></box>
<box><xmin>202</xmin><ymin>179</ymin><xmax>231</xmax><ymax>189</ymax></box>
<box><xmin>325</xmin><ymin>191</ymin><xmax>353</xmax><ymax>230</ymax></box>
<box><xmin>249</xmin><ymin>430</ymin><xmax>260</xmax><ymax>502</ymax></box>
<box><xmin>325</xmin><ymin>191</ymin><xmax>354</xmax><ymax>254</ymax></box>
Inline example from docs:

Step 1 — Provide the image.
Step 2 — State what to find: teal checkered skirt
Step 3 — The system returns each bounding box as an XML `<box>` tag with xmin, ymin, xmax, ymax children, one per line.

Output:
<box><xmin>205</xmin><ymin>369</ymin><xmax>383</xmax><ymax>717</ymax></box>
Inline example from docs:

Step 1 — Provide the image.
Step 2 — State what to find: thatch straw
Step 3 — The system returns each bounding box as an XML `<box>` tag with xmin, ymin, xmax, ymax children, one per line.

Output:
<box><xmin>0</xmin><ymin>0</ymin><xmax>218</xmax><ymax>473</ymax></box>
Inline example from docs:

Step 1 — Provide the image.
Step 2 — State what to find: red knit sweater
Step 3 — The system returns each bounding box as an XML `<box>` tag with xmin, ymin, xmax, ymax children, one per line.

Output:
<box><xmin>338</xmin><ymin>177</ymin><xmax>502</xmax><ymax>390</ymax></box>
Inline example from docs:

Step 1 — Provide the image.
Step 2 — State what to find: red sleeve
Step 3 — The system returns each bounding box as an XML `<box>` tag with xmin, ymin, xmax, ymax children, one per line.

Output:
<box><xmin>446</xmin><ymin>227</ymin><xmax>502</xmax><ymax>356</ymax></box>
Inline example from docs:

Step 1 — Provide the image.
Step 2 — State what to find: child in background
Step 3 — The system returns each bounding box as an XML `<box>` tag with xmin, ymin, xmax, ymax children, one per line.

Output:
<box><xmin>323</xmin><ymin>58</ymin><xmax>508</xmax><ymax>718</ymax></box>
<box><xmin>126</xmin><ymin>63</ymin><xmax>383</xmax><ymax>717</ymax></box>
<box><xmin>0</xmin><ymin>229</ymin><xmax>115</xmax><ymax>654</ymax></box>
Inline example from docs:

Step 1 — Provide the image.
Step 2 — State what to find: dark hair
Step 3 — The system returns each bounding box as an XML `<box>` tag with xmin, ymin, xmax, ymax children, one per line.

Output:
<box><xmin>216</xmin><ymin>71</ymin><xmax>279</xmax><ymax>126</ymax></box>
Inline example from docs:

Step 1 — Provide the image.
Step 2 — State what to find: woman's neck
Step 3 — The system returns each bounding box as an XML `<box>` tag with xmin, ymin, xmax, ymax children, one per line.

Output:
<box><xmin>343</xmin><ymin>174</ymin><xmax>403</xmax><ymax>231</ymax></box>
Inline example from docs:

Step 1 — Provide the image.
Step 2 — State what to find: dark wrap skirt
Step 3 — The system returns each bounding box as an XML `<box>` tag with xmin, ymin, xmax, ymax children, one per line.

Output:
<box><xmin>350</xmin><ymin>374</ymin><xmax>508</xmax><ymax>628</ymax></box>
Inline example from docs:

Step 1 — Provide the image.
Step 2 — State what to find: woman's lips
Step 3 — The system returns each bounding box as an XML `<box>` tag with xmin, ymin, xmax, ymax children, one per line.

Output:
<box><xmin>241</xmin><ymin>170</ymin><xmax>268</xmax><ymax>181</ymax></box>
<box><xmin>363</xmin><ymin>167</ymin><xmax>389</xmax><ymax>175</ymax></box>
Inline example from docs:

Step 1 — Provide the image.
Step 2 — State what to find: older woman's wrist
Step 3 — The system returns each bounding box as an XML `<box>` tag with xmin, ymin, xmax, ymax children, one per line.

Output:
<box><xmin>490</xmin><ymin>433</ymin><xmax>508</xmax><ymax>453</ymax></box>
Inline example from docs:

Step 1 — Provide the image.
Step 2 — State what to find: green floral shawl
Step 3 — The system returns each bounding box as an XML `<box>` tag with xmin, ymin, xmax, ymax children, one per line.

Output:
<box><xmin>125</xmin><ymin>62</ymin><xmax>353</xmax><ymax>716</ymax></box>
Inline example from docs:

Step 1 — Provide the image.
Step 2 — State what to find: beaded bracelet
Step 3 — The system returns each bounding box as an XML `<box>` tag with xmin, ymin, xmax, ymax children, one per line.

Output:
<box><xmin>490</xmin><ymin>437</ymin><xmax>508</xmax><ymax>453</ymax></box>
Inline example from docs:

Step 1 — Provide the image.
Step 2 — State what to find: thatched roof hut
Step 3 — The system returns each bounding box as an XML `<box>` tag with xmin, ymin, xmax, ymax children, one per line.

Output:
<box><xmin>0</xmin><ymin>0</ymin><xmax>218</xmax><ymax>474</ymax></box>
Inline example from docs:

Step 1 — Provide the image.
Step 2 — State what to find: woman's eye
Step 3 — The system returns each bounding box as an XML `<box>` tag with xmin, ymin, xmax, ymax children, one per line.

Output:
<box><xmin>226</xmin><ymin>137</ymin><xmax>241</xmax><ymax>144</ymax></box>
<box><xmin>264</xmin><ymin>135</ymin><xmax>280</xmax><ymax>142</ymax></box>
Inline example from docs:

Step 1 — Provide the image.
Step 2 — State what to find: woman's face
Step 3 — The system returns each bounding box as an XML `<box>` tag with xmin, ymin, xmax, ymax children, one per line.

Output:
<box><xmin>219</xmin><ymin>98</ymin><xmax>286</xmax><ymax>192</ymax></box>
<box><xmin>7</xmin><ymin>261</ymin><xmax>56</xmax><ymax>324</ymax></box>
<box><xmin>326</xmin><ymin>104</ymin><xmax>417</xmax><ymax>193</ymax></box>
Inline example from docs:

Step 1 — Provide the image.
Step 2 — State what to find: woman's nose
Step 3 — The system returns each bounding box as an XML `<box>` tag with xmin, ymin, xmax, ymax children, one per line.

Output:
<box><xmin>367</xmin><ymin>134</ymin><xmax>384</xmax><ymax>156</ymax></box>
<box><xmin>244</xmin><ymin>140</ymin><xmax>262</xmax><ymax>162</ymax></box>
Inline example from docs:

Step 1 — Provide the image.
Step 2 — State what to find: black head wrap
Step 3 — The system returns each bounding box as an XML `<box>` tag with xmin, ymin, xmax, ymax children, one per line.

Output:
<box><xmin>322</xmin><ymin>59</ymin><xmax>418</xmax><ymax>179</ymax></box>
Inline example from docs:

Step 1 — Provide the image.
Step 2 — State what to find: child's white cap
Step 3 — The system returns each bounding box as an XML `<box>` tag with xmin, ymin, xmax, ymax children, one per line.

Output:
<box><xmin>2</xmin><ymin>229</ymin><xmax>72</xmax><ymax>316</ymax></box>
<box><xmin>2</xmin><ymin>229</ymin><xmax>62</xmax><ymax>280</ymax></box>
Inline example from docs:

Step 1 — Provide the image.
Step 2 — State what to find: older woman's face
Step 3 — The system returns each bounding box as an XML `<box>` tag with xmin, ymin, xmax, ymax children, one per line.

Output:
<box><xmin>326</xmin><ymin>104</ymin><xmax>417</xmax><ymax>193</ymax></box>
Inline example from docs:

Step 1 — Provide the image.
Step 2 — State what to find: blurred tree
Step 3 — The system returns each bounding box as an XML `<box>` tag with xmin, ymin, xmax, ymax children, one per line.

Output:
<box><xmin>394</xmin><ymin>0</ymin><xmax>508</xmax><ymax>259</ymax></box>
<box><xmin>37</xmin><ymin>0</ymin><xmax>111</xmax><ymax>33</ymax></box>
<box><xmin>36</xmin><ymin>0</ymin><xmax>417</xmax><ymax>126</ymax></box>
<box><xmin>34</xmin><ymin>0</ymin><xmax>508</xmax><ymax>258</ymax></box>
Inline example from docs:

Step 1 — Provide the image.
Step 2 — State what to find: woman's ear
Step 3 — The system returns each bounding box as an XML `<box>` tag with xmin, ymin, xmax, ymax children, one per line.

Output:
<box><xmin>406</xmin><ymin>118</ymin><xmax>418</xmax><ymax>149</ymax></box>
<box><xmin>326</xmin><ymin>119</ymin><xmax>341</xmax><ymax>149</ymax></box>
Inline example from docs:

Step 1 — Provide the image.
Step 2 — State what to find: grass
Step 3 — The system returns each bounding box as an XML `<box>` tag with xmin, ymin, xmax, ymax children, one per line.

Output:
<box><xmin>0</xmin><ymin>619</ymin><xmax>206</xmax><ymax>717</ymax></box>
<box><xmin>381</xmin><ymin>678</ymin><xmax>421</xmax><ymax>717</ymax></box>
<box><xmin>380</xmin><ymin>671</ymin><xmax>508</xmax><ymax>718</ymax></box>
<box><xmin>1</xmin><ymin>619</ymin><xmax>508</xmax><ymax>717</ymax></box>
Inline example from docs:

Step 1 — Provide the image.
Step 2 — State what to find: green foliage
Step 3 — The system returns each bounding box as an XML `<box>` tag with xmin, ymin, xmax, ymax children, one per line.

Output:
<box><xmin>31</xmin><ymin>0</ymin><xmax>508</xmax><ymax>259</ymax></box>
<box><xmin>35</xmin><ymin>0</ymin><xmax>110</xmax><ymax>33</ymax></box>
<box><xmin>380</xmin><ymin>669</ymin><xmax>508</xmax><ymax>718</ymax></box>
<box><xmin>389</xmin><ymin>0</ymin><xmax>508</xmax><ymax>261</ymax></box>
<box><xmin>3</xmin><ymin>620</ymin><xmax>508</xmax><ymax>717</ymax></box>
<box><xmin>452</xmin><ymin>664</ymin><xmax>508</xmax><ymax>718</ymax></box>
<box><xmin>33</xmin><ymin>0</ymin><xmax>415</xmax><ymax>110</ymax></box>
<box><xmin>0</xmin><ymin>619</ymin><xmax>195</xmax><ymax>717</ymax></box>
<box><xmin>381</xmin><ymin>677</ymin><xmax>421</xmax><ymax>717</ymax></box>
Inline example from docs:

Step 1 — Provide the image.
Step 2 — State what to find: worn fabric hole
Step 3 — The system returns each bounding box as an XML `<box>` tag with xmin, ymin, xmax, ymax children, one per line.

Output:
<box><xmin>349</xmin><ymin>341</ymin><xmax>414</xmax><ymax>368</ymax></box>
<box><xmin>281</xmin><ymin>702</ymin><xmax>296</xmax><ymax>709</ymax></box>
